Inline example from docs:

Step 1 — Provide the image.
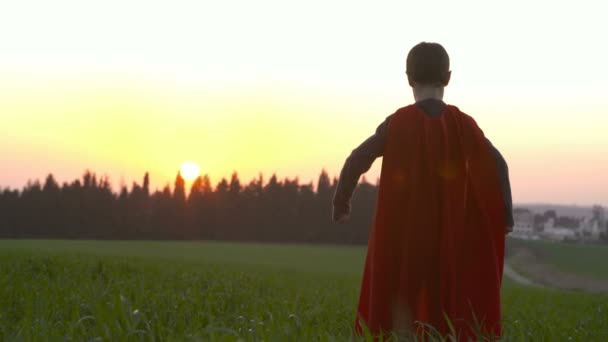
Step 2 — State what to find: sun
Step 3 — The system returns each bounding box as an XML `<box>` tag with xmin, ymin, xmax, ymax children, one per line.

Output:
<box><xmin>180</xmin><ymin>161</ymin><xmax>200</xmax><ymax>181</ymax></box>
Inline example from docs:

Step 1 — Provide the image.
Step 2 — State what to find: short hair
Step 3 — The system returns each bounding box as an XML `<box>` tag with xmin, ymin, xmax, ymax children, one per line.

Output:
<box><xmin>406</xmin><ymin>42</ymin><xmax>450</xmax><ymax>85</ymax></box>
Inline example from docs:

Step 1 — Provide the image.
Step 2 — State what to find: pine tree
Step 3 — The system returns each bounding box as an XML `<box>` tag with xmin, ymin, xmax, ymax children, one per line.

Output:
<box><xmin>200</xmin><ymin>174</ymin><xmax>212</xmax><ymax>194</ymax></box>
<box><xmin>189</xmin><ymin>176</ymin><xmax>204</xmax><ymax>202</ymax></box>
<box><xmin>316</xmin><ymin>169</ymin><xmax>331</xmax><ymax>197</ymax></box>
<box><xmin>174</xmin><ymin>172</ymin><xmax>186</xmax><ymax>203</ymax></box>
<box><xmin>143</xmin><ymin>172</ymin><xmax>150</xmax><ymax>196</ymax></box>
<box><xmin>43</xmin><ymin>174</ymin><xmax>60</xmax><ymax>193</ymax></box>
<box><xmin>229</xmin><ymin>172</ymin><xmax>242</xmax><ymax>195</ymax></box>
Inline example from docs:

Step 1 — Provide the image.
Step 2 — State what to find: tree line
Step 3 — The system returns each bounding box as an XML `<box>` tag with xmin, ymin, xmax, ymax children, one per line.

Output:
<box><xmin>0</xmin><ymin>170</ymin><xmax>377</xmax><ymax>244</ymax></box>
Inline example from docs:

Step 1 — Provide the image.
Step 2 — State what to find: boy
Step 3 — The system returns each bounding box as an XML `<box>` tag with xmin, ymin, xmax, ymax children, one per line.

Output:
<box><xmin>333</xmin><ymin>42</ymin><xmax>513</xmax><ymax>340</ymax></box>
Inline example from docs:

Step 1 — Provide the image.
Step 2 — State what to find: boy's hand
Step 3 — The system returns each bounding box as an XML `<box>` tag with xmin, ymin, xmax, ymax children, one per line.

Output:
<box><xmin>334</xmin><ymin>213</ymin><xmax>351</xmax><ymax>224</ymax></box>
<box><xmin>332</xmin><ymin>204</ymin><xmax>351</xmax><ymax>224</ymax></box>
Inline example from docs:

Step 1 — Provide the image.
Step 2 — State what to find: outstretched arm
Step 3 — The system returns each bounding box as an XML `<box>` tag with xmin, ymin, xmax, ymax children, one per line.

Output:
<box><xmin>332</xmin><ymin>117</ymin><xmax>389</xmax><ymax>223</ymax></box>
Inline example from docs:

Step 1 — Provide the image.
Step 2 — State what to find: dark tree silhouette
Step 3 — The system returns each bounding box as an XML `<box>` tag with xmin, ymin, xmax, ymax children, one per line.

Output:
<box><xmin>174</xmin><ymin>172</ymin><xmax>186</xmax><ymax>203</ymax></box>
<box><xmin>0</xmin><ymin>169</ymin><xmax>380</xmax><ymax>244</ymax></box>
<box><xmin>143</xmin><ymin>172</ymin><xmax>150</xmax><ymax>196</ymax></box>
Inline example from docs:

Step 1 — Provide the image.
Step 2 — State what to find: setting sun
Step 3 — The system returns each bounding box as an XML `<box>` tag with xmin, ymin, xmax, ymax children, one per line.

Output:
<box><xmin>180</xmin><ymin>162</ymin><xmax>200</xmax><ymax>181</ymax></box>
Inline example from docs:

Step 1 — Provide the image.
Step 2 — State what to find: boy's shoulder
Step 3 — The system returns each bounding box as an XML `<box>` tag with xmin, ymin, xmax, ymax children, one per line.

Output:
<box><xmin>393</xmin><ymin>103</ymin><xmax>417</xmax><ymax>115</ymax></box>
<box><xmin>388</xmin><ymin>102</ymin><xmax>480</xmax><ymax>127</ymax></box>
<box><xmin>388</xmin><ymin>104</ymin><xmax>419</xmax><ymax>121</ymax></box>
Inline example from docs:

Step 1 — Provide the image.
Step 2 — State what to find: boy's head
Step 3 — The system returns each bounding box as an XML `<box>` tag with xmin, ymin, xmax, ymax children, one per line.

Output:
<box><xmin>406</xmin><ymin>42</ymin><xmax>451</xmax><ymax>87</ymax></box>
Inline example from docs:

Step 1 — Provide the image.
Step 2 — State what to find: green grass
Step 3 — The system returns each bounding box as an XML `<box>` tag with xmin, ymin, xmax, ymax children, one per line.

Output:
<box><xmin>508</xmin><ymin>238</ymin><xmax>608</xmax><ymax>279</ymax></box>
<box><xmin>0</xmin><ymin>240</ymin><xmax>607</xmax><ymax>341</ymax></box>
<box><xmin>0</xmin><ymin>240</ymin><xmax>366</xmax><ymax>276</ymax></box>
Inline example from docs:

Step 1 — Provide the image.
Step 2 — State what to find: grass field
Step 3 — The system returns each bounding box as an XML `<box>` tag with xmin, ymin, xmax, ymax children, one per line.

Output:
<box><xmin>507</xmin><ymin>238</ymin><xmax>608</xmax><ymax>280</ymax></box>
<box><xmin>1</xmin><ymin>240</ymin><xmax>607</xmax><ymax>341</ymax></box>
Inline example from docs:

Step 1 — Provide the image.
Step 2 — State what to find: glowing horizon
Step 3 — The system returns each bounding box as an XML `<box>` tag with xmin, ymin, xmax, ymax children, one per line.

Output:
<box><xmin>1</xmin><ymin>0</ymin><xmax>607</xmax><ymax>206</ymax></box>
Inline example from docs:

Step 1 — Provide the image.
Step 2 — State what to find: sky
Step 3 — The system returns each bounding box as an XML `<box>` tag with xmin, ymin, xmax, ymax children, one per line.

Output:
<box><xmin>0</xmin><ymin>0</ymin><xmax>607</xmax><ymax>205</ymax></box>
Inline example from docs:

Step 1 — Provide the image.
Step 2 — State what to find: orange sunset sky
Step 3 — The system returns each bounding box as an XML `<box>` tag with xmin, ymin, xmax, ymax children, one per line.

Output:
<box><xmin>1</xmin><ymin>0</ymin><xmax>607</xmax><ymax>205</ymax></box>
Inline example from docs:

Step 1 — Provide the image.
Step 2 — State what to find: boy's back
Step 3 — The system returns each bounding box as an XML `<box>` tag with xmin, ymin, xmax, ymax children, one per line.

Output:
<box><xmin>333</xmin><ymin>43</ymin><xmax>513</xmax><ymax>340</ymax></box>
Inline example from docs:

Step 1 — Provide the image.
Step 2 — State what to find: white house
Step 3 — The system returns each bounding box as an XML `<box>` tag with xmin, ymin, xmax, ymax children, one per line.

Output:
<box><xmin>592</xmin><ymin>205</ymin><xmax>606</xmax><ymax>235</ymax></box>
<box><xmin>579</xmin><ymin>216</ymin><xmax>603</xmax><ymax>241</ymax></box>
<box><xmin>541</xmin><ymin>218</ymin><xmax>578</xmax><ymax>242</ymax></box>
<box><xmin>512</xmin><ymin>208</ymin><xmax>535</xmax><ymax>238</ymax></box>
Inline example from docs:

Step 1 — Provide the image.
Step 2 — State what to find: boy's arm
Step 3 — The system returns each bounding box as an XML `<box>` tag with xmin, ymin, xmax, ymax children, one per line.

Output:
<box><xmin>332</xmin><ymin>117</ymin><xmax>389</xmax><ymax>223</ymax></box>
<box><xmin>486</xmin><ymin>139</ymin><xmax>514</xmax><ymax>233</ymax></box>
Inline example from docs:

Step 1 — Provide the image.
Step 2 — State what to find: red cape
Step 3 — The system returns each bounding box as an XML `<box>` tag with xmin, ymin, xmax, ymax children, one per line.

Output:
<box><xmin>355</xmin><ymin>104</ymin><xmax>506</xmax><ymax>340</ymax></box>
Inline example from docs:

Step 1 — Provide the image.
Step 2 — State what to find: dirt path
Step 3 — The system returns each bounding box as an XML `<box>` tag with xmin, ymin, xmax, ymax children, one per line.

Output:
<box><xmin>506</xmin><ymin>248</ymin><xmax>608</xmax><ymax>294</ymax></box>
<box><xmin>503</xmin><ymin>263</ymin><xmax>541</xmax><ymax>287</ymax></box>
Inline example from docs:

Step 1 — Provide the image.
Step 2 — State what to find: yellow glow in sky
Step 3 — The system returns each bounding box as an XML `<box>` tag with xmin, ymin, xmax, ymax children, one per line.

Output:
<box><xmin>0</xmin><ymin>0</ymin><xmax>607</xmax><ymax>205</ymax></box>
<box><xmin>180</xmin><ymin>162</ymin><xmax>201</xmax><ymax>181</ymax></box>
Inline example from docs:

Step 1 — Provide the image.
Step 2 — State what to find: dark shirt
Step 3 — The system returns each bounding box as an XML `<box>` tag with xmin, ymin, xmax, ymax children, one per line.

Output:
<box><xmin>333</xmin><ymin>99</ymin><xmax>514</xmax><ymax>228</ymax></box>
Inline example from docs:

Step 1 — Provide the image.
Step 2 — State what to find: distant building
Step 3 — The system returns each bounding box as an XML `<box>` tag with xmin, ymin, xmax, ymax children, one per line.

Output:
<box><xmin>592</xmin><ymin>205</ymin><xmax>606</xmax><ymax>230</ymax></box>
<box><xmin>541</xmin><ymin>218</ymin><xmax>579</xmax><ymax>242</ymax></box>
<box><xmin>579</xmin><ymin>214</ymin><xmax>603</xmax><ymax>241</ymax></box>
<box><xmin>512</xmin><ymin>208</ymin><xmax>534</xmax><ymax>238</ymax></box>
<box><xmin>512</xmin><ymin>205</ymin><xmax>606</xmax><ymax>243</ymax></box>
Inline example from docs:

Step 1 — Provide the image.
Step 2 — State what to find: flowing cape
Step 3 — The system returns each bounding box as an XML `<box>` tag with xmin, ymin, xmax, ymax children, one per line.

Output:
<box><xmin>355</xmin><ymin>104</ymin><xmax>506</xmax><ymax>340</ymax></box>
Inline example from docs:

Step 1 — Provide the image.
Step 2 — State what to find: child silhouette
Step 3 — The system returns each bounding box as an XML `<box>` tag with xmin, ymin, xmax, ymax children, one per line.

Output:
<box><xmin>333</xmin><ymin>42</ymin><xmax>513</xmax><ymax>340</ymax></box>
